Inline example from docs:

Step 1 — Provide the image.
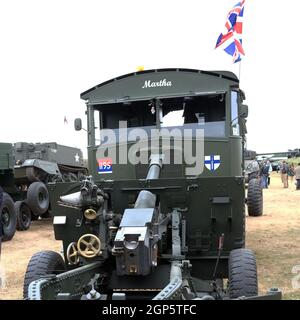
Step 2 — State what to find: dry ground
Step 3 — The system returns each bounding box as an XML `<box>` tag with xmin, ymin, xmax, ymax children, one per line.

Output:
<box><xmin>0</xmin><ymin>220</ymin><xmax>61</xmax><ymax>299</ymax></box>
<box><xmin>0</xmin><ymin>172</ymin><xmax>300</xmax><ymax>299</ymax></box>
<box><xmin>246</xmin><ymin>172</ymin><xmax>300</xmax><ymax>299</ymax></box>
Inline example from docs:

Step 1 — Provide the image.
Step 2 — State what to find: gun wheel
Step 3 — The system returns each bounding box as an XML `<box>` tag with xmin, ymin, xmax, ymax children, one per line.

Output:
<box><xmin>77</xmin><ymin>234</ymin><xmax>101</xmax><ymax>258</ymax></box>
<box><xmin>23</xmin><ymin>250</ymin><xmax>65</xmax><ymax>299</ymax></box>
<box><xmin>66</xmin><ymin>242</ymin><xmax>80</xmax><ymax>265</ymax></box>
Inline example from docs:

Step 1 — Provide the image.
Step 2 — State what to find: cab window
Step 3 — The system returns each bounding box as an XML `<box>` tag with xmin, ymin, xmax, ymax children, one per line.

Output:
<box><xmin>231</xmin><ymin>91</ymin><xmax>240</xmax><ymax>136</ymax></box>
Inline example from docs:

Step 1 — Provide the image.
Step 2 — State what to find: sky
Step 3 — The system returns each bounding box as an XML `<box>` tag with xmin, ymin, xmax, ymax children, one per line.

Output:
<box><xmin>1</xmin><ymin>0</ymin><xmax>299</xmax><ymax>157</ymax></box>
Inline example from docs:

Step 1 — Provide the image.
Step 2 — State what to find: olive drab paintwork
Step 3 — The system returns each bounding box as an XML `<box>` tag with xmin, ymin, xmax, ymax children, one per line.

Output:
<box><xmin>0</xmin><ymin>143</ymin><xmax>17</xmax><ymax>242</ymax></box>
<box><xmin>0</xmin><ymin>143</ymin><xmax>14</xmax><ymax>171</ymax></box>
<box><xmin>25</xmin><ymin>69</ymin><xmax>281</xmax><ymax>300</ymax></box>
<box><xmin>84</xmin><ymin>69</ymin><xmax>244</xmax><ymax>276</ymax></box>
<box><xmin>83</xmin><ymin>69</ymin><xmax>243</xmax><ymax>181</ymax></box>
<box><xmin>52</xmin><ymin>69</ymin><xmax>245</xmax><ymax>277</ymax></box>
<box><xmin>0</xmin><ymin>141</ymin><xmax>88</xmax><ymax>241</ymax></box>
<box><xmin>0</xmin><ymin>143</ymin><xmax>15</xmax><ymax>193</ymax></box>
<box><xmin>13</xmin><ymin>142</ymin><xmax>85</xmax><ymax>168</ymax></box>
<box><xmin>13</xmin><ymin>142</ymin><xmax>87</xmax><ymax>185</ymax></box>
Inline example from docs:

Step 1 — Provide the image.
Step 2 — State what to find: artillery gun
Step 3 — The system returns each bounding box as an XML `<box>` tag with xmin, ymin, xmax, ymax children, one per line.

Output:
<box><xmin>23</xmin><ymin>68</ymin><xmax>281</xmax><ymax>300</ymax></box>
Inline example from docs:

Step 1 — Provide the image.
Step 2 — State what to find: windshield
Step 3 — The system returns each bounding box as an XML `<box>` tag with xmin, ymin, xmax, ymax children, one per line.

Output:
<box><xmin>100</xmin><ymin>101</ymin><xmax>156</xmax><ymax>129</ymax></box>
<box><xmin>160</xmin><ymin>95</ymin><xmax>225</xmax><ymax>137</ymax></box>
<box><xmin>92</xmin><ymin>94</ymin><xmax>226</xmax><ymax>145</ymax></box>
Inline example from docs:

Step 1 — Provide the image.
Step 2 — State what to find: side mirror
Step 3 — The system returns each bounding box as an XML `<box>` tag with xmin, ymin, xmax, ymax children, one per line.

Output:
<box><xmin>240</xmin><ymin>104</ymin><xmax>248</xmax><ymax>118</ymax></box>
<box><xmin>74</xmin><ymin>118</ymin><xmax>82</xmax><ymax>131</ymax></box>
<box><xmin>240</xmin><ymin>118</ymin><xmax>247</xmax><ymax>135</ymax></box>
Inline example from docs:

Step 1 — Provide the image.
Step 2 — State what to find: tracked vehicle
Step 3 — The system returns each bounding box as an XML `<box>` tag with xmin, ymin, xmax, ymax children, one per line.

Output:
<box><xmin>13</xmin><ymin>142</ymin><xmax>86</xmax><ymax>184</ymax></box>
<box><xmin>24</xmin><ymin>68</ymin><xmax>281</xmax><ymax>300</ymax></box>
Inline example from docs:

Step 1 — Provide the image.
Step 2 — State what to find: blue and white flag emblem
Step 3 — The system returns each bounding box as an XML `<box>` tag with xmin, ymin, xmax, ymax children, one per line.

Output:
<box><xmin>205</xmin><ymin>155</ymin><xmax>221</xmax><ymax>171</ymax></box>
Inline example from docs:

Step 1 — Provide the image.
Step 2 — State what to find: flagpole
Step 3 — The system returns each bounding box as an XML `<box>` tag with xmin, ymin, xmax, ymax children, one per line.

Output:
<box><xmin>238</xmin><ymin>60</ymin><xmax>242</xmax><ymax>84</ymax></box>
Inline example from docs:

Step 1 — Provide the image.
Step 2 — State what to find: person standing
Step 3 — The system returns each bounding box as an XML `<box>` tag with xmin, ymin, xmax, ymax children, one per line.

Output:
<box><xmin>0</xmin><ymin>186</ymin><xmax>3</xmax><ymax>257</ymax></box>
<box><xmin>281</xmin><ymin>161</ymin><xmax>289</xmax><ymax>188</ymax></box>
<box><xmin>277</xmin><ymin>162</ymin><xmax>281</xmax><ymax>173</ymax></box>
<box><xmin>267</xmin><ymin>160</ymin><xmax>272</xmax><ymax>186</ymax></box>
<box><xmin>295</xmin><ymin>163</ymin><xmax>300</xmax><ymax>190</ymax></box>
<box><xmin>0</xmin><ymin>187</ymin><xmax>4</xmax><ymax>289</ymax></box>
<box><xmin>260</xmin><ymin>161</ymin><xmax>269</xmax><ymax>189</ymax></box>
<box><xmin>288</xmin><ymin>163</ymin><xmax>295</xmax><ymax>186</ymax></box>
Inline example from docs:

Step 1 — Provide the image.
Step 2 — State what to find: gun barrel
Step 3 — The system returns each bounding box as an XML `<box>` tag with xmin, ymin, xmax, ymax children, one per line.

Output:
<box><xmin>134</xmin><ymin>190</ymin><xmax>156</xmax><ymax>209</ymax></box>
<box><xmin>134</xmin><ymin>154</ymin><xmax>162</xmax><ymax>208</ymax></box>
<box><xmin>146</xmin><ymin>163</ymin><xmax>161</xmax><ymax>180</ymax></box>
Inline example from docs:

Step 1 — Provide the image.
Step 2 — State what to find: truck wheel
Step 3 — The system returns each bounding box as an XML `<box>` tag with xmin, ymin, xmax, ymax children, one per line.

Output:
<box><xmin>15</xmin><ymin>201</ymin><xmax>31</xmax><ymax>231</ymax></box>
<box><xmin>23</xmin><ymin>250</ymin><xmax>66</xmax><ymax>299</ymax></box>
<box><xmin>247</xmin><ymin>178</ymin><xmax>263</xmax><ymax>216</ymax></box>
<box><xmin>1</xmin><ymin>193</ymin><xmax>17</xmax><ymax>241</ymax></box>
<box><xmin>27</xmin><ymin>182</ymin><xmax>49</xmax><ymax>215</ymax></box>
<box><xmin>228</xmin><ymin>248</ymin><xmax>258</xmax><ymax>299</ymax></box>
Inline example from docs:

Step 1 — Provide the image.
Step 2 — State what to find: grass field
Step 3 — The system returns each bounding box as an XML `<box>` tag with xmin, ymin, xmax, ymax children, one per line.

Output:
<box><xmin>0</xmin><ymin>172</ymin><xmax>300</xmax><ymax>299</ymax></box>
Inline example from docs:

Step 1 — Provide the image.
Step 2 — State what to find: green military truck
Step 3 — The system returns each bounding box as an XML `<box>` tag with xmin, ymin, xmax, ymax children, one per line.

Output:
<box><xmin>0</xmin><ymin>143</ymin><xmax>17</xmax><ymax>241</ymax></box>
<box><xmin>23</xmin><ymin>68</ymin><xmax>280</xmax><ymax>300</ymax></box>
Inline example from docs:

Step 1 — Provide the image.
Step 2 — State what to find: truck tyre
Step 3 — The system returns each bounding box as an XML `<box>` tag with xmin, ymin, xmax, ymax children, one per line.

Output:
<box><xmin>23</xmin><ymin>250</ymin><xmax>66</xmax><ymax>299</ymax></box>
<box><xmin>247</xmin><ymin>178</ymin><xmax>263</xmax><ymax>216</ymax></box>
<box><xmin>228</xmin><ymin>248</ymin><xmax>258</xmax><ymax>299</ymax></box>
<box><xmin>1</xmin><ymin>193</ymin><xmax>17</xmax><ymax>241</ymax></box>
<box><xmin>15</xmin><ymin>201</ymin><xmax>31</xmax><ymax>231</ymax></box>
<box><xmin>27</xmin><ymin>182</ymin><xmax>49</xmax><ymax>215</ymax></box>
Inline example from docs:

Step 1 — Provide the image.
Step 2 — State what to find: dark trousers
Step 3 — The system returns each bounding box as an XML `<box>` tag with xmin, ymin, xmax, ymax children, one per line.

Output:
<box><xmin>0</xmin><ymin>186</ymin><xmax>3</xmax><ymax>256</ymax></box>
<box><xmin>297</xmin><ymin>179</ymin><xmax>300</xmax><ymax>190</ymax></box>
<box><xmin>261</xmin><ymin>175</ymin><xmax>268</xmax><ymax>188</ymax></box>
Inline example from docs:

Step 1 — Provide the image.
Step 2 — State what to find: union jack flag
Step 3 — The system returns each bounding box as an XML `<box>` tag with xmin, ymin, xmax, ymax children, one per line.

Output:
<box><xmin>215</xmin><ymin>0</ymin><xmax>245</xmax><ymax>63</ymax></box>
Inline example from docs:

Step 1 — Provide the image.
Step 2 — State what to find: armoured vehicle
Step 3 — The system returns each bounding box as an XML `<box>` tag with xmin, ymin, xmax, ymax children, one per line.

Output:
<box><xmin>1</xmin><ymin>142</ymin><xmax>88</xmax><ymax>238</ymax></box>
<box><xmin>13</xmin><ymin>142</ymin><xmax>86</xmax><ymax>184</ymax></box>
<box><xmin>244</xmin><ymin>149</ymin><xmax>263</xmax><ymax>217</ymax></box>
<box><xmin>23</xmin><ymin>68</ymin><xmax>281</xmax><ymax>300</ymax></box>
<box><xmin>0</xmin><ymin>143</ymin><xmax>17</xmax><ymax>241</ymax></box>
